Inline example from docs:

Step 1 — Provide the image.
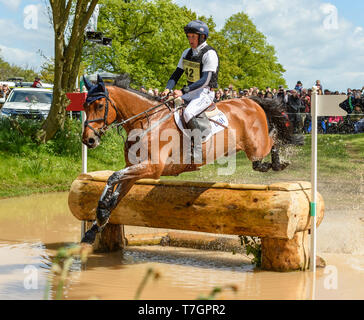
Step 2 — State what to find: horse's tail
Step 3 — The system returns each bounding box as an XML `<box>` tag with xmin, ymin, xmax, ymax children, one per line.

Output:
<box><xmin>247</xmin><ymin>96</ymin><xmax>299</xmax><ymax>145</ymax></box>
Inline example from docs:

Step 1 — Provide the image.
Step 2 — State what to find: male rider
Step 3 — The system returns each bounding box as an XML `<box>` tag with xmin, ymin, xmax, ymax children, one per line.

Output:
<box><xmin>161</xmin><ymin>20</ymin><xmax>219</xmax><ymax>132</ymax></box>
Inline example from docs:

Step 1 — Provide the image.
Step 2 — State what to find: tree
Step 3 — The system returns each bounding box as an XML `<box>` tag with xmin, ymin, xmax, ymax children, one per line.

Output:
<box><xmin>84</xmin><ymin>0</ymin><xmax>197</xmax><ymax>89</ymax></box>
<box><xmin>0</xmin><ymin>50</ymin><xmax>38</xmax><ymax>81</ymax></box>
<box><xmin>214</xmin><ymin>12</ymin><xmax>286</xmax><ymax>90</ymax></box>
<box><xmin>36</xmin><ymin>0</ymin><xmax>99</xmax><ymax>143</ymax></box>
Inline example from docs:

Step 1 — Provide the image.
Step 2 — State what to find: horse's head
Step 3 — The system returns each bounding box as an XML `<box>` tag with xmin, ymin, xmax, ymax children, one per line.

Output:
<box><xmin>82</xmin><ymin>75</ymin><xmax>121</xmax><ymax>148</ymax></box>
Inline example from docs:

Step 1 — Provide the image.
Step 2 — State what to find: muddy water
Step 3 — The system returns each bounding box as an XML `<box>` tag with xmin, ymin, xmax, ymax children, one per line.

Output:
<box><xmin>0</xmin><ymin>190</ymin><xmax>364</xmax><ymax>300</ymax></box>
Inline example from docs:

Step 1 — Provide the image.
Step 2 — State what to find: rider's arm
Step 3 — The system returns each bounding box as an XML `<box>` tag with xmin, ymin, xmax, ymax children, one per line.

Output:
<box><xmin>182</xmin><ymin>71</ymin><xmax>212</xmax><ymax>94</ymax></box>
<box><xmin>166</xmin><ymin>67</ymin><xmax>184</xmax><ymax>91</ymax></box>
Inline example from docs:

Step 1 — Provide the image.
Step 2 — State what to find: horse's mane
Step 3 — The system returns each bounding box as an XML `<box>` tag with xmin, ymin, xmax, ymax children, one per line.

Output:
<box><xmin>112</xmin><ymin>74</ymin><xmax>162</xmax><ymax>102</ymax></box>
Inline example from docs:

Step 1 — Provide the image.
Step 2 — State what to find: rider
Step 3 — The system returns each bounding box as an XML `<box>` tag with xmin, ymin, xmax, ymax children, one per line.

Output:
<box><xmin>161</xmin><ymin>20</ymin><xmax>219</xmax><ymax>132</ymax></box>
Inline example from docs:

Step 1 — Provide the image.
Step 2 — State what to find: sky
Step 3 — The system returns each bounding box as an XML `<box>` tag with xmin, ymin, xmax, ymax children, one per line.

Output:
<box><xmin>0</xmin><ymin>0</ymin><xmax>364</xmax><ymax>92</ymax></box>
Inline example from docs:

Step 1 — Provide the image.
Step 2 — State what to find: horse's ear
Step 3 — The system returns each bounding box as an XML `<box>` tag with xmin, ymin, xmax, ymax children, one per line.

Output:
<box><xmin>83</xmin><ymin>75</ymin><xmax>92</xmax><ymax>91</ymax></box>
<box><xmin>97</xmin><ymin>74</ymin><xmax>106</xmax><ymax>92</ymax></box>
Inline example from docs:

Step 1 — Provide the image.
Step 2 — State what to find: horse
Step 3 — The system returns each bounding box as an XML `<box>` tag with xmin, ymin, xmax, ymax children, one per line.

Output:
<box><xmin>81</xmin><ymin>74</ymin><xmax>295</xmax><ymax>244</ymax></box>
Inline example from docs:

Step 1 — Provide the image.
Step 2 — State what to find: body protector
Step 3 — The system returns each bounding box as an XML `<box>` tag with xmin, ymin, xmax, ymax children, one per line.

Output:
<box><xmin>183</xmin><ymin>45</ymin><xmax>219</xmax><ymax>89</ymax></box>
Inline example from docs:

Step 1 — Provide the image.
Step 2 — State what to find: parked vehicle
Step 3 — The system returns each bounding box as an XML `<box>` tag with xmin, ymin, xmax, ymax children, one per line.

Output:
<box><xmin>0</xmin><ymin>88</ymin><xmax>52</xmax><ymax>119</ymax></box>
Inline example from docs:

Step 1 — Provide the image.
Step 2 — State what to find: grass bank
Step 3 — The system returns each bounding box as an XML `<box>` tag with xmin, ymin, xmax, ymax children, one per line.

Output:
<box><xmin>0</xmin><ymin>117</ymin><xmax>363</xmax><ymax>198</ymax></box>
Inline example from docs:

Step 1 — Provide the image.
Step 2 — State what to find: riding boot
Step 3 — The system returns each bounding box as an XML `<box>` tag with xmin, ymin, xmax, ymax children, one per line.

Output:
<box><xmin>186</xmin><ymin>117</ymin><xmax>203</xmax><ymax>164</ymax></box>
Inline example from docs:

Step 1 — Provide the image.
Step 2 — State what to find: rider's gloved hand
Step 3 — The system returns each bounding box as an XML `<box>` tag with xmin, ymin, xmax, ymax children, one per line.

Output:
<box><xmin>161</xmin><ymin>89</ymin><xmax>170</xmax><ymax>98</ymax></box>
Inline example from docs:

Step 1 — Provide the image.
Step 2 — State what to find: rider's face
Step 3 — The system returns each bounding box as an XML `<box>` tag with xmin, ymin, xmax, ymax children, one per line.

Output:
<box><xmin>186</xmin><ymin>33</ymin><xmax>199</xmax><ymax>49</ymax></box>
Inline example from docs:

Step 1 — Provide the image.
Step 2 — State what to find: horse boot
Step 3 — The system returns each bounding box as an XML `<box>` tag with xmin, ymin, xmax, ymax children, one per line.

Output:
<box><xmin>186</xmin><ymin>117</ymin><xmax>203</xmax><ymax>164</ymax></box>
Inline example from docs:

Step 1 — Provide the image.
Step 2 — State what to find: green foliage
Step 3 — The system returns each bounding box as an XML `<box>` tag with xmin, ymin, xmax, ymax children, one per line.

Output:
<box><xmin>86</xmin><ymin>0</ymin><xmax>197</xmax><ymax>89</ymax></box>
<box><xmin>41</xmin><ymin>118</ymin><xmax>83</xmax><ymax>156</ymax></box>
<box><xmin>0</xmin><ymin>49</ymin><xmax>39</xmax><ymax>81</ymax></box>
<box><xmin>198</xmin><ymin>285</ymin><xmax>238</xmax><ymax>300</ymax></box>
<box><xmin>214</xmin><ymin>12</ymin><xmax>286</xmax><ymax>89</ymax></box>
<box><xmin>44</xmin><ymin>244</ymin><xmax>91</xmax><ymax>300</ymax></box>
<box><xmin>0</xmin><ymin>118</ymin><xmax>40</xmax><ymax>155</ymax></box>
<box><xmin>134</xmin><ymin>267</ymin><xmax>161</xmax><ymax>300</ymax></box>
<box><xmin>239</xmin><ymin>235</ymin><xmax>262</xmax><ymax>268</ymax></box>
<box><xmin>84</xmin><ymin>1</ymin><xmax>285</xmax><ymax>91</ymax></box>
<box><xmin>0</xmin><ymin>117</ymin><xmax>126</xmax><ymax>198</ymax></box>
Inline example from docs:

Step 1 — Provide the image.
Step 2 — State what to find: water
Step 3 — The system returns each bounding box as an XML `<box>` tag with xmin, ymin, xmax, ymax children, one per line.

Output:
<box><xmin>0</xmin><ymin>188</ymin><xmax>363</xmax><ymax>300</ymax></box>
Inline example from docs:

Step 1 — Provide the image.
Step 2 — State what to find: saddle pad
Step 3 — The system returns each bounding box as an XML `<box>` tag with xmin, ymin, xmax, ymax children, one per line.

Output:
<box><xmin>174</xmin><ymin>108</ymin><xmax>228</xmax><ymax>143</ymax></box>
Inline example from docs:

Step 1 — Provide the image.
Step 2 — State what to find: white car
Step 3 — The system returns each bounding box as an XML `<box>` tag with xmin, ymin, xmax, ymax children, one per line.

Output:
<box><xmin>1</xmin><ymin>88</ymin><xmax>52</xmax><ymax>119</ymax></box>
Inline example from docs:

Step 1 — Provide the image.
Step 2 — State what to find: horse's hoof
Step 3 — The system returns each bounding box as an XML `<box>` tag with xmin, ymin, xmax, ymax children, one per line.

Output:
<box><xmin>272</xmin><ymin>162</ymin><xmax>290</xmax><ymax>171</ymax></box>
<box><xmin>253</xmin><ymin>162</ymin><xmax>272</xmax><ymax>172</ymax></box>
<box><xmin>81</xmin><ymin>229</ymin><xmax>97</xmax><ymax>244</ymax></box>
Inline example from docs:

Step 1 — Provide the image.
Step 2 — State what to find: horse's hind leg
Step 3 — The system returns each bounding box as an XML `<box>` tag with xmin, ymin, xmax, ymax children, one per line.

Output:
<box><xmin>81</xmin><ymin>163</ymin><xmax>158</xmax><ymax>245</ymax></box>
<box><xmin>252</xmin><ymin>160</ymin><xmax>272</xmax><ymax>172</ymax></box>
<box><xmin>271</xmin><ymin>145</ymin><xmax>290</xmax><ymax>171</ymax></box>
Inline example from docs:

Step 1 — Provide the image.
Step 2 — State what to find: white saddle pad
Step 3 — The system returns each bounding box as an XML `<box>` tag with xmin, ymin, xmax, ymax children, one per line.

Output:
<box><xmin>174</xmin><ymin>108</ymin><xmax>228</xmax><ymax>143</ymax></box>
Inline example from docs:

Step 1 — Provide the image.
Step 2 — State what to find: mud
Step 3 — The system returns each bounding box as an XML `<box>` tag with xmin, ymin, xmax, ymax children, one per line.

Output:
<box><xmin>0</xmin><ymin>176</ymin><xmax>363</xmax><ymax>300</ymax></box>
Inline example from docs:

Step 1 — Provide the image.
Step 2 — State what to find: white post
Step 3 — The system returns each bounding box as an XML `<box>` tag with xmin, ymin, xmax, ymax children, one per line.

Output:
<box><xmin>81</xmin><ymin>111</ymin><xmax>88</xmax><ymax>239</ymax></box>
<box><xmin>310</xmin><ymin>86</ymin><xmax>318</xmax><ymax>273</ymax></box>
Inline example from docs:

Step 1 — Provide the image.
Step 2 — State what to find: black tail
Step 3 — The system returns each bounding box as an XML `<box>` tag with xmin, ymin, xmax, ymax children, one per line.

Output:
<box><xmin>248</xmin><ymin>96</ymin><xmax>295</xmax><ymax>145</ymax></box>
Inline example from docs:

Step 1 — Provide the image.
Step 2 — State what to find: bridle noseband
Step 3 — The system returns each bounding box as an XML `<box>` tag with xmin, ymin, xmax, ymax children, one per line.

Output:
<box><xmin>84</xmin><ymin>89</ymin><xmax>123</xmax><ymax>138</ymax></box>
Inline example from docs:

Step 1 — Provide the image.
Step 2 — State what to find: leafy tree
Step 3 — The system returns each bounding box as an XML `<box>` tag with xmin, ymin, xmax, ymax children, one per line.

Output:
<box><xmin>0</xmin><ymin>50</ymin><xmax>38</xmax><ymax>81</ymax></box>
<box><xmin>86</xmin><ymin>4</ymin><xmax>285</xmax><ymax>91</ymax></box>
<box><xmin>214</xmin><ymin>12</ymin><xmax>286</xmax><ymax>90</ymax></box>
<box><xmin>84</xmin><ymin>0</ymin><xmax>198</xmax><ymax>89</ymax></box>
<box><xmin>36</xmin><ymin>0</ymin><xmax>99</xmax><ymax>143</ymax></box>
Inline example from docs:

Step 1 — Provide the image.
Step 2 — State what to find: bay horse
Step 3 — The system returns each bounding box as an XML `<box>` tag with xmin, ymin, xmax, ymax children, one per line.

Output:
<box><xmin>81</xmin><ymin>74</ymin><xmax>295</xmax><ymax>244</ymax></box>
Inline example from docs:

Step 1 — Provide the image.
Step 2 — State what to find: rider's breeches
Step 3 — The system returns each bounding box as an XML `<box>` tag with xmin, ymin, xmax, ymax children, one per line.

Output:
<box><xmin>182</xmin><ymin>87</ymin><xmax>215</xmax><ymax>123</ymax></box>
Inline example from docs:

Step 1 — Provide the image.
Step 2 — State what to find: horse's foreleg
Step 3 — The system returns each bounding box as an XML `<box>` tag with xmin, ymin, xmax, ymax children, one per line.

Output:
<box><xmin>81</xmin><ymin>163</ymin><xmax>158</xmax><ymax>244</ymax></box>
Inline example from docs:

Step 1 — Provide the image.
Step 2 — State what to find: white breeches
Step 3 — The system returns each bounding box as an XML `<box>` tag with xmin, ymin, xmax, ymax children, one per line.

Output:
<box><xmin>182</xmin><ymin>87</ymin><xmax>215</xmax><ymax>123</ymax></box>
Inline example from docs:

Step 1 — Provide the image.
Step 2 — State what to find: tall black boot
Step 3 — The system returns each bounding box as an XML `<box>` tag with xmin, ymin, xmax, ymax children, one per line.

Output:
<box><xmin>186</xmin><ymin>117</ymin><xmax>203</xmax><ymax>164</ymax></box>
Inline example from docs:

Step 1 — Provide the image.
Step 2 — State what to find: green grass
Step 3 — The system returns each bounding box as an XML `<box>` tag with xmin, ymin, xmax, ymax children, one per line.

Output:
<box><xmin>0</xmin><ymin>118</ymin><xmax>125</xmax><ymax>198</ymax></box>
<box><xmin>0</xmin><ymin>116</ymin><xmax>363</xmax><ymax>198</ymax></box>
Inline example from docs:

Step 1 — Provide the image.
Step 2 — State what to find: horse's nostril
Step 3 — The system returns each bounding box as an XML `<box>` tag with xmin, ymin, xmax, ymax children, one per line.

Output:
<box><xmin>88</xmin><ymin>138</ymin><xmax>95</xmax><ymax>145</ymax></box>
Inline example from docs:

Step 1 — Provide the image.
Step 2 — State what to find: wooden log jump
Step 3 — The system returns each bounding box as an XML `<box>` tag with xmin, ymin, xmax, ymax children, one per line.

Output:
<box><xmin>68</xmin><ymin>171</ymin><xmax>324</xmax><ymax>272</ymax></box>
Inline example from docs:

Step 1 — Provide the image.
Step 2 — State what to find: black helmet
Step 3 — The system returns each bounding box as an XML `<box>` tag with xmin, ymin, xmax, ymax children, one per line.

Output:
<box><xmin>184</xmin><ymin>20</ymin><xmax>209</xmax><ymax>41</ymax></box>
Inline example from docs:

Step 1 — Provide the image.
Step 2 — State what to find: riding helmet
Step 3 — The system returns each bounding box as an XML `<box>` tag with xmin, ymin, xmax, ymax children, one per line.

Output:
<box><xmin>184</xmin><ymin>20</ymin><xmax>209</xmax><ymax>44</ymax></box>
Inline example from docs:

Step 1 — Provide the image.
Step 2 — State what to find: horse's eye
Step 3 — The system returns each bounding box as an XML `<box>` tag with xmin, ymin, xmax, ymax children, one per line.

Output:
<box><xmin>97</xmin><ymin>103</ymin><xmax>104</xmax><ymax>111</ymax></box>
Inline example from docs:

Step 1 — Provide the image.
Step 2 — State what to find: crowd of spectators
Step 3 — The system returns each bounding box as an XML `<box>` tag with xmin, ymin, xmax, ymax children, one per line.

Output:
<box><xmin>140</xmin><ymin>79</ymin><xmax>364</xmax><ymax>134</ymax></box>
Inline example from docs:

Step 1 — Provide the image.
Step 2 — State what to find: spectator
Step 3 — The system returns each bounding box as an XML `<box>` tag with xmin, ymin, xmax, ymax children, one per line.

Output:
<box><xmin>32</xmin><ymin>77</ymin><xmax>43</xmax><ymax>88</ymax></box>
<box><xmin>222</xmin><ymin>88</ymin><xmax>231</xmax><ymax>100</ymax></box>
<box><xmin>153</xmin><ymin>88</ymin><xmax>159</xmax><ymax>97</ymax></box>
<box><xmin>315</xmin><ymin>80</ymin><xmax>323</xmax><ymax>94</ymax></box>
<box><xmin>140</xmin><ymin>86</ymin><xmax>147</xmax><ymax>94</ymax></box>
<box><xmin>242</xmin><ymin>89</ymin><xmax>249</xmax><ymax>97</ymax></box>
<box><xmin>228</xmin><ymin>83</ymin><xmax>234</xmax><ymax>96</ymax></box>
<box><xmin>214</xmin><ymin>90</ymin><xmax>222</xmax><ymax>102</ymax></box>
<box><xmin>294</xmin><ymin>81</ymin><xmax>303</xmax><ymax>94</ymax></box>
<box><xmin>286</xmin><ymin>89</ymin><xmax>304</xmax><ymax>133</ymax></box>
<box><xmin>352</xmin><ymin>105</ymin><xmax>364</xmax><ymax>133</ymax></box>
<box><xmin>0</xmin><ymin>84</ymin><xmax>11</xmax><ymax>99</ymax></box>
<box><xmin>265</xmin><ymin>91</ymin><xmax>274</xmax><ymax>99</ymax></box>
<box><xmin>275</xmin><ymin>85</ymin><xmax>288</xmax><ymax>105</ymax></box>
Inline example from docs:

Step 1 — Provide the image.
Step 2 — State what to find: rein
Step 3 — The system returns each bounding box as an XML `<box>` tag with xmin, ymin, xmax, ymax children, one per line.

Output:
<box><xmin>85</xmin><ymin>91</ymin><xmax>177</xmax><ymax>139</ymax></box>
<box><xmin>110</xmin><ymin>96</ymin><xmax>176</xmax><ymax>130</ymax></box>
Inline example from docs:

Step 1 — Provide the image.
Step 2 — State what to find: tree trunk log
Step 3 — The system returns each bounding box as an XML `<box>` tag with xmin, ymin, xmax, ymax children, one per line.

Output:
<box><xmin>261</xmin><ymin>231</ymin><xmax>310</xmax><ymax>272</ymax></box>
<box><xmin>86</xmin><ymin>221</ymin><xmax>126</xmax><ymax>252</ymax></box>
<box><xmin>69</xmin><ymin>171</ymin><xmax>324</xmax><ymax>239</ymax></box>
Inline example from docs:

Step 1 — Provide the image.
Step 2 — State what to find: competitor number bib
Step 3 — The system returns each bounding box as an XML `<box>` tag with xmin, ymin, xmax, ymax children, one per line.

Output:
<box><xmin>183</xmin><ymin>59</ymin><xmax>200</xmax><ymax>83</ymax></box>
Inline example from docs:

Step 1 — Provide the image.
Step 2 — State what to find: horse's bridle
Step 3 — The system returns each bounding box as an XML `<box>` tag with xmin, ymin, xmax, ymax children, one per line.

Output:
<box><xmin>84</xmin><ymin>90</ymin><xmax>123</xmax><ymax>138</ymax></box>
